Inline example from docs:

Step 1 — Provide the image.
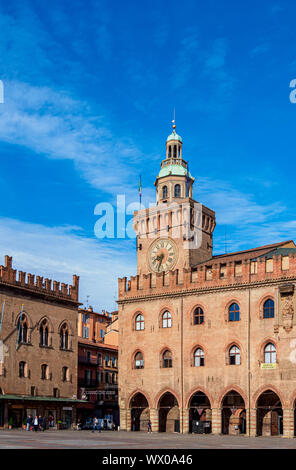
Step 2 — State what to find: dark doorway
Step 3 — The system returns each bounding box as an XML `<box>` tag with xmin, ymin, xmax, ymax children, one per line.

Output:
<box><xmin>256</xmin><ymin>390</ymin><xmax>283</xmax><ymax>436</ymax></box>
<box><xmin>158</xmin><ymin>392</ymin><xmax>179</xmax><ymax>433</ymax></box>
<box><xmin>130</xmin><ymin>393</ymin><xmax>149</xmax><ymax>432</ymax></box>
<box><xmin>221</xmin><ymin>390</ymin><xmax>246</xmax><ymax>435</ymax></box>
<box><xmin>189</xmin><ymin>391</ymin><xmax>211</xmax><ymax>434</ymax></box>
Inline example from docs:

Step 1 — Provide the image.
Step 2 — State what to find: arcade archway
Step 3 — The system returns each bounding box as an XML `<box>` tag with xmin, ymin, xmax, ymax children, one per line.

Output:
<box><xmin>221</xmin><ymin>390</ymin><xmax>246</xmax><ymax>435</ymax></box>
<box><xmin>256</xmin><ymin>390</ymin><xmax>282</xmax><ymax>436</ymax></box>
<box><xmin>189</xmin><ymin>391</ymin><xmax>211</xmax><ymax>434</ymax></box>
<box><xmin>158</xmin><ymin>392</ymin><xmax>180</xmax><ymax>433</ymax></box>
<box><xmin>130</xmin><ymin>393</ymin><xmax>150</xmax><ymax>432</ymax></box>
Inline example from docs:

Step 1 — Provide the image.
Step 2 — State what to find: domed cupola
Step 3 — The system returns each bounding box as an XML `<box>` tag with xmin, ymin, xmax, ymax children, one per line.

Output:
<box><xmin>154</xmin><ymin>119</ymin><xmax>195</xmax><ymax>204</ymax></box>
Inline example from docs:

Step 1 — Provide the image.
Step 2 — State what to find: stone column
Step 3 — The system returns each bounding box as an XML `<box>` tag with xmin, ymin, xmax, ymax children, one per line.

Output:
<box><xmin>211</xmin><ymin>408</ymin><xmax>222</xmax><ymax>435</ymax></box>
<box><xmin>119</xmin><ymin>407</ymin><xmax>128</xmax><ymax>431</ymax></box>
<box><xmin>150</xmin><ymin>408</ymin><xmax>159</xmax><ymax>433</ymax></box>
<box><xmin>246</xmin><ymin>408</ymin><xmax>257</xmax><ymax>437</ymax></box>
<box><xmin>127</xmin><ymin>408</ymin><xmax>132</xmax><ymax>431</ymax></box>
<box><xmin>181</xmin><ymin>408</ymin><xmax>189</xmax><ymax>434</ymax></box>
<box><xmin>283</xmin><ymin>408</ymin><xmax>294</xmax><ymax>438</ymax></box>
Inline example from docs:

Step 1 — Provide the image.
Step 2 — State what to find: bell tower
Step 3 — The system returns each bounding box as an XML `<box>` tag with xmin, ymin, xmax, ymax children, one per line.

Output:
<box><xmin>155</xmin><ymin>121</ymin><xmax>194</xmax><ymax>204</ymax></box>
<box><xmin>133</xmin><ymin>121</ymin><xmax>216</xmax><ymax>275</ymax></box>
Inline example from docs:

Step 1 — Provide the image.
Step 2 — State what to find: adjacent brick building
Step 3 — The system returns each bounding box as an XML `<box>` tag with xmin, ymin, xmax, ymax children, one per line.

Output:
<box><xmin>118</xmin><ymin>124</ymin><xmax>296</xmax><ymax>437</ymax></box>
<box><xmin>77</xmin><ymin>307</ymin><xmax>119</xmax><ymax>426</ymax></box>
<box><xmin>0</xmin><ymin>256</ymin><xmax>83</xmax><ymax>429</ymax></box>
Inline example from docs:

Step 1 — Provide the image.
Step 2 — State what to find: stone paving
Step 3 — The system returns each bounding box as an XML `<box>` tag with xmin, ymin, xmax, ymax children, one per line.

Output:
<box><xmin>0</xmin><ymin>430</ymin><xmax>296</xmax><ymax>449</ymax></box>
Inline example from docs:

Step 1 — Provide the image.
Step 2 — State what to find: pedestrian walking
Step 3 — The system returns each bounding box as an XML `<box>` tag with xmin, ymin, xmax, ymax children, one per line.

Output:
<box><xmin>147</xmin><ymin>419</ymin><xmax>152</xmax><ymax>433</ymax></box>
<box><xmin>33</xmin><ymin>415</ymin><xmax>38</xmax><ymax>432</ymax></box>
<box><xmin>42</xmin><ymin>416</ymin><xmax>46</xmax><ymax>431</ymax></box>
<box><xmin>92</xmin><ymin>416</ymin><xmax>99</xmax><ymax>433</ymax></box>
<box><xmin>26</xmin><ymin>414</ymin><xmax>32</xmax><ymax>431</ymax></box>
<box><xmin>38</xmin><ymin>415</ymin><xmax>42</xmax><ymax>431</ymax></box>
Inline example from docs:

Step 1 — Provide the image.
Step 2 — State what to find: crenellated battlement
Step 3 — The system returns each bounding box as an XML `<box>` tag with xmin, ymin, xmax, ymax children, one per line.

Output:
<box><xmin>0</xmin><ymin>255</ymin><xmax>79</xmax><ymax>302</ymax></box>
<box><xmin>118</xmin><ymin>251</ymin><xmax>296</xmax><ymax>300</ymax></box>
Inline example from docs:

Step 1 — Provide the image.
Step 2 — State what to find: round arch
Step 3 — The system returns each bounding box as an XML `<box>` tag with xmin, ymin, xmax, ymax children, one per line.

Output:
<box><xmin>129</xmin><ymin>391</ymin><xmax>150</xmax><ymax>432</ymax></box>
<box><xmin>157</xmin><ymin>391</ymin><xmax>180</xmax><ymax>433</ymax></box>
<box><xmin>255</xmin><ymin>388</ymin><xmax>283</xmax><ymax>436</ymax></box>
<box><xmin>220</xmin><ymin>389</ymin><xmax>246</xmax><ymax>435</ymax></box>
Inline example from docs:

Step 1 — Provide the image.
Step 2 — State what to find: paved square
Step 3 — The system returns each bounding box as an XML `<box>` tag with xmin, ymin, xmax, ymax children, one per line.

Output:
<box><xmin>1</xmin><ymin>430</ymin><xmax>296</xmax><ymax>449</ymax></box>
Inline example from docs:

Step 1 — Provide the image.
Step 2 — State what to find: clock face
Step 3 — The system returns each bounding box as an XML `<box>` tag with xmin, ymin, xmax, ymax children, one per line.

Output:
<box><xmin>149</xmin><ymin>238</ymin><xmax>177</xmax><ymax>273</ymax></box>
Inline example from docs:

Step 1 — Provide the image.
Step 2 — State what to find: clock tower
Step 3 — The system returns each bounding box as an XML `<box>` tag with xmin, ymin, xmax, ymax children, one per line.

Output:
<box><xmin>133</xmin><ymin>122</ymin><xmax>216</xmax><ymax>275</ymax></box>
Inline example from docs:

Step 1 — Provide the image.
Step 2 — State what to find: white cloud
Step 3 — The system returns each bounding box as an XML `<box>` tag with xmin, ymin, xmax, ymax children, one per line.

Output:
<box><xmin>0</xmin><ymin>217</ymin><xmax>136</xmax><ymax>311</ymax></box>
<box><xmin>0</xmin><ymin>80</ymin><xmax>142</xmax><ymax>199</ymax></box>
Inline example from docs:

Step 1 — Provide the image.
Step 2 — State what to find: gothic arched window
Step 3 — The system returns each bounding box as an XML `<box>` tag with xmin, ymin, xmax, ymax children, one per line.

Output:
<box><xmin>264</xmin><ymin>343</ymin><xmax>276</xmax><ymax>363</ymax></box>
<box><xmin>60</xmin><ymin>323</ymin><xmax>69</xmax><ymax>350</ymax></box>
<box><xmin>17</xmin><ymin>314</ymin><xmax>28</xmax><ymax>344</ymax></box>
<box><xmin>229</xmin><ymin>345</ymin><xmax>241</xmax><ymax>365</ymax></box>
<box><xmin>135</xmin><ymin>314</ymin><xmax>144</xmax><ymax>331</ymax></box>
<box><xmin>228</xmin><ymin>303</ymin><xmax>240</xmax><ymax>322</ymax></box>
<box><xmin>174</xmin><ymin>184</ymin><xmax>181</xmax><ymax>198</ymax></box>
<box><xmin>263</xmin><ymin>299</ymin><xmax>274</xmax><ymax>318</ymax></box>
<box><xmin>162</xmin><ymin>186</ymin><xmax>168</xmax><ymax>200</ymax></box>
<box><xmin>19</xmin><ymin>361</ymin><xmax>27</xmax><ymax>378</ymax></box>
<box><xmin>62</xmin><ymin>366</ymin><xmax>69</xmax><ymax>382</ymax></box>
<box><xmin>193</xmin><ymin>307</ymin><xmax>204</xmax><ymax>325</ymax></box>
<box><xmin>194</xmin><ymin>348</ymin><xmax>205</xmax><ymax>367</ymax></box>
<box><xmin>39</xmin><ymin>319</ymin><xmax>49</xmax><ymax>346</ymax></box>
<box><xmin>162</xmin><ymin>311</ymin><xmax>172</xmax><ymax>328</ymax></box>
<box><xmin>162</xmin><ymin>349</ymin><xmax>172</xmax><ymax>368</ymax></box>
<box><xmin>41</xmin><ymin>364</ymin><xmax>48</xmax><ymax>380</ymax></box>
<box><xmin>134</xmin><ymin>351</ymin><xmax>144</xmax><ymax>369</ymax></box>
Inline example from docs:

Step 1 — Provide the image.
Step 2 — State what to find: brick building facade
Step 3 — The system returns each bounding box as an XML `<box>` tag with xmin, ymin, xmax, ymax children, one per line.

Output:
<box><xmin>0</xmin><ymin>255</ymin><xmax>83</xmax><ymax>429</ymax></box>
<box><xmin>118</xmin><ymin>124</ymin><xmax>296</xmax><ymax>437</ymax></box>
<box><xmin>77</xmin><ymin>308</ymin><xmax>119</xmax><ymax>426</ymax></box>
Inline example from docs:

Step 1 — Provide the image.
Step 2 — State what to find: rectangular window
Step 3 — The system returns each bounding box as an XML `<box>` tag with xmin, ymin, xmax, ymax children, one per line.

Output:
<box><xmin>234</xmin><ymin>261</ymin><xmax>242</xmax><ymax>276</ymax></box>
<box><xmin>205</xmin><ymin>266</ymin><xmax>212</xmax><ymax>281</ymax></box>
<box><xmin>220</xmin><ymin>264</ymin><xmax>226</xmax><ymax>279</ymax></box>
<box><xmin>85</xmin><ymin>370</ymin><xmax>92</xmax><ymax>384</ymax></box>
<box><xmin>250</xmin><ymin>261</ymin><xmax>257</xmax><ymax>274</ymax></box>
<box><xmin>105</xmin><ymin>355</ymin><xmax>109</xmax><ymax>367</ymax></box>
<box><xmin>266</xmin><ymin>259</ymin><xmax>273</xmax><ymax>273</ymax></box>
<box><xmin>282</xmin><ymin>256</ymin><xmax>289</xmax><ymax>271</ymax></box>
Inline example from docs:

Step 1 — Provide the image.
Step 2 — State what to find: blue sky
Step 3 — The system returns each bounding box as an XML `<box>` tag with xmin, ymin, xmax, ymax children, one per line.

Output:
<box><xmin>0</xmin><ymin>0</ymin><xmax>295</xmax><ymax>310</ymax></box>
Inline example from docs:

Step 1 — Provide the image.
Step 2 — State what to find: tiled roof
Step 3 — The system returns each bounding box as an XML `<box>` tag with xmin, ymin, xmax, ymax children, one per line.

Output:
<box><xmin>78</xmin><ymin>337</ymin><xmax>118</xmax><ymax>351</ymax></box>
<box><xmin>196</xmin><ymin>240</ymin><xmax>295</xmax><ymax>266</ymax></box>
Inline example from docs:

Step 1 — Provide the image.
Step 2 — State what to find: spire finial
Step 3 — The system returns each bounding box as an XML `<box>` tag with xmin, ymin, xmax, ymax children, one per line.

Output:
<box><xmin>172</xmin><ymin>109</ymin><xmax>176</xmax><ymax>130</ymax></box>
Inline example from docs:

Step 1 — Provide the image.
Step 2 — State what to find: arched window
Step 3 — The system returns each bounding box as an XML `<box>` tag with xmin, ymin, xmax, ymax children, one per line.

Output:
<box><xmin>228</xmin><ymin>303</ymin><xmax>240</xmax><ymax>321</ymax></box>
<box><xmin>17</xmin><ymin>314</ymin><xmax>28</xmax><ymax>343</ymax></box>
<box><xmin>39</xmin><ymin>319</ymin><xmax>49</xmax><ymax>346</ymax></box>
<box><xmin>162</xmin><ymin>311</ymin><xmax>172</xmax><ymax>328</ymax></box>
<box><xmin>41</xmin><ymin>364</ymin><xmax>48</xmax><ymax>380</ymax></box>
<box><xmin>162</xmin><ymin>186</ymin><xmax>168</xmax><ymax>200</ymax></box>
<box><xmin>194</xmin><ymin>348</ymin><xmax>205</xmax><ymax>367</ymax></box>
<box><xmin>264</xmin><ymin>343</ymin><xmax>276</xmax><ymax>363</ymax></box>
<box><xmin>62</xmin><ymin>366</ymin><xmax>69</xmax><ymax>382</ymax></box>
<box><xmin>134</xmin><ymin>352</ymin><xmax>144</xmax><ymax>369</ymax></box>
<box><xmin>60</xmin><ymin>323</ymin><xmax>69</xmax><ymax>350</ymax></box>
<box><xmin>174</xmin><ymin>184</ymin><xmax>181</xmax><ymax>198</ymax></box>
<box><xmin>229</xmin><ymin>345</ymin><xmax>241</xmax><ymax>365</ymax></box>
<box><xmin>19</xmin><ymin>361</ymin><xmax>26</xmax><ymax>378</ymax></box>
<box><xmin>193</xmin><ymin>307</ymin><xmax>204</xmax><ymax>325</ymax></box>
<box><xmin>263</xmin><ymin>299</ymin><xmax>274</xmax><ymax>319</ymax></box>
<box><xmin>162</xmin><ymin>349</ymin><xmax>172</xmax><ymax>368</ymax></box>
<box><xmin>135</xmin><ymin>314</ymin><xmax>144</xmax><ymax>331</ymax></box>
